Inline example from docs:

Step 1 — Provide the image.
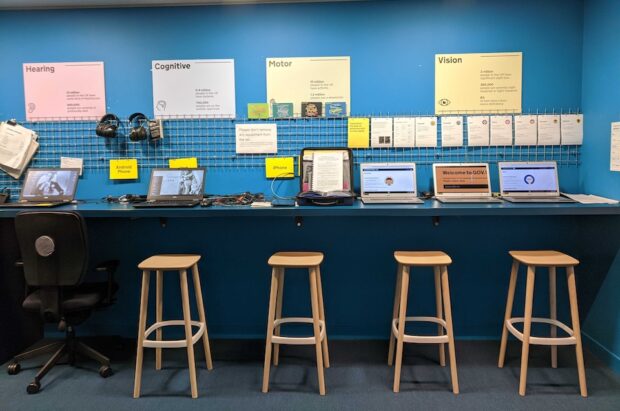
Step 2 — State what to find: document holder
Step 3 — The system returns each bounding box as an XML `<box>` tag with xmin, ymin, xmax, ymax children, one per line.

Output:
<box><xmin>297</xmin><ymin>147</ymin><xmax>355</xmax><ymax>206</ymax></box>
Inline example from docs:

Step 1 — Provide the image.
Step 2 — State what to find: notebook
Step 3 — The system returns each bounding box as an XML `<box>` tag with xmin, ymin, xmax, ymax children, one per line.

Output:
<box><xmin>360</xmin><ymin>163</ymin><xmax>423</xmax><ymax>204</ymax></box>
<box><xmin>132</xmin><ymin>168</ymin><xmax>205</xmax><ymax>208</ymax></box>
<box><xmin>433</xmin><ymin>163</ymin><xmax>501</xmax><ymax>203</ymax></box>
<box><xmin>0</xmin><ymin>168</ymin><xmax>80</xmax><ymax>208</ymax></box>
<box><xmin>498</xmin><ymin>161</ymin><xmax>575</xmax><ymax>203</ymax></box>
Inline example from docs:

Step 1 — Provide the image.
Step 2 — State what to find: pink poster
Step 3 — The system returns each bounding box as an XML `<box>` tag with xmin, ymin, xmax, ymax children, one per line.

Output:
<box><xmin>23</xmin><ymin>62</ymin><xmax>106</xmax><ymax>121</ymax></box>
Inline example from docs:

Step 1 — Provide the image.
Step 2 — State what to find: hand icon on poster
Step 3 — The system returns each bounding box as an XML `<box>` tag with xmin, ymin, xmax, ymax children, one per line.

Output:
<box><xmin>27</xmin><ymin>103</ymin><xmax>36</xmax><ymax>113</ymax></box>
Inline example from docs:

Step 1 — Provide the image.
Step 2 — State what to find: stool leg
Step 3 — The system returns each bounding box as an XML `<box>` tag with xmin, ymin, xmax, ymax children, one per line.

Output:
<box><xmin>519</xmin><ymin>265</ymin><xmax>536</xmax><ymax>396</ymax></box>
<box><xmin>393</xmin><ymin>264</ymin><xmax>409</xmax><ymax>393</ymax></box>
<box><xmin>499</xmin><ymin>260</ymin><xmax>519</xmax><ymax>368</ymax></box>
<box><xmin>567</xmin><ymin>266</ymin><xmax>588</xmax><ymax>397</ymax></box>
<box><xmin>133</xmin><ymin>270</ymin><xmax>150</xmax><ymax>399</ymax></box>
<box><xmin>273</xmin><ymin>270</ymin><xmax>285</xmax><ymax>366</ymax></box>
<box><xmin>192</xmin><ymin>263</ymin><xmax>213</xmax><ymax>370</ymax></box>
<box><xmin>441</xmin><ymin>265</ymin><xmax>459</xmax><ymax>395</ymax></box>
<box><xmin>434</xmin><ymin>266</ymin><xmax>446</xmax><ymax>367</ymax></box>
<box><xmin>549</xmin><ymin>266</ymin><xmax>557</xmax><ymax>369</ymax></box>
<box><xmin>179</xmin><ymin>270</ymin><xmax>198</xmax><ymax>399</ymax></box>
<box><xmin>388</xmin><ymin>263</ymin><xmax>403</xmax><ymax>366</ymax></box>
<box><xmin>262</xmin><ymin>268</ymin><xmax>280</xmax><ymax>393</ymax></box>
<box><xmin>155</xmin><ymin>270</ymin><xmax>163</xmax><ymax>371</ymax></box>
<box><xmin>309</xmin><ymin>267</ymin><xmax>326</xmax><ymax>395</ymax></box>
<box><xmin>315</xmin><ymin>265</ymin><xmax>330</xmax><ymax>368</ymax></box>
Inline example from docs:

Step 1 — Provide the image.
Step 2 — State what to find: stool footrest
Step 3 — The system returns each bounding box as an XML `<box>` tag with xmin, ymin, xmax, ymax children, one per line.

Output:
<box><xmin>506</xmin><ymin>317</ymin><xmax>576</xmax><ymax>346</ymax></box>
<box><xmin>143</xmin><ymin>320</ymin><xmax>206</xmax><ymax>348</ymax></box>
<box><xmin>392</xmin><ymin>317</ymin><xmax>449</xmax><ymax>344</ymax></box>
<box><xmin>271</xmin><ymin>317</ymin><xmax>326</xmax><ymax>345</ymax></box>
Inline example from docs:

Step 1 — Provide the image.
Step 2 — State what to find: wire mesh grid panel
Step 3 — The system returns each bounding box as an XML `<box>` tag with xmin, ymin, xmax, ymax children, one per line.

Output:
<box><xmin>0</xmin><ymin>113</ymin><xmax>581</xmax><ymax>194</ymax></box>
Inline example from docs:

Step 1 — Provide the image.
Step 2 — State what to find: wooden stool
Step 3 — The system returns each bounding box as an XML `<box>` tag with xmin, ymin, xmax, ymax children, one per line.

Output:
<box><xmin>262</xmin><ymin>252</ymin><xmax>330</xmax><ymax>395</ymax></box>
<box><xmin>133</xmin><ymin>254</ymin><xmax>213</xmax><ymax>399</ymax></box>
<box><xmin>388</xmin><ymin>251</ymin><xmax>459</xmax><ymax>394</ymax></box>
<box><xmin>498</xmin><ymin>250</ymin><xmax>587</xmax><ymax>397</ymax></box>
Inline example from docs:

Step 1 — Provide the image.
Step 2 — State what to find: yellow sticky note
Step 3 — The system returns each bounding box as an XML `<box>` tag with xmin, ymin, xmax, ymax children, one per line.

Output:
<box><xmin>169</xmin><ymin>157</ymin><xmax>198</xmax><ymax>168</ymax></box>
<box><xmin>348</xmin><ymin>118</ymin><xmax>370</xmax><ymax>148</ymax></box>
<box><xmin>248</xmin><ymin>103</ymin><xmax>270</xmax><ymax>119</ymax></box>
<box><xmin>109</xmin><ymin>159</ymin><xmax>138</xmax><ymax>180</ymax></box>
<box><xmin>266</xmin><ymin>157</ymin><xmax>295</xmax><ymax>179</ymax></box>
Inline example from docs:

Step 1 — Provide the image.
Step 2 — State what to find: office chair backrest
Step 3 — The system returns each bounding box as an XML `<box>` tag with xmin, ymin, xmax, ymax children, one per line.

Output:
<box><xmin>15</xmin><ymin>211</ymin><xmax>89</xmax><ymax>287</ymax></box>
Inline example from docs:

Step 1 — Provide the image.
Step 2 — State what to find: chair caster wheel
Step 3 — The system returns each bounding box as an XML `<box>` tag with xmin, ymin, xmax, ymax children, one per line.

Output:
<box><xmin>99</xmin><ymin>365</ymin><xmax>113</xmax><ymax>378</ymax></box>
<box><xmin>27</xmin><ymin>381</ymin><xmax>40</xmax><ymax>394</ymax></box>
<box><xmin>7</xmin><ymin>362</ymin><xmax>21</xmax><ymax>375</ymax></box>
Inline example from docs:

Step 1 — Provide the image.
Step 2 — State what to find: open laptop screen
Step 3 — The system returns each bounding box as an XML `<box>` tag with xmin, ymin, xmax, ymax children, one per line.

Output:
<box><xmin>21</xmin><ymin>168</ymin><xmax>79</xmax><ymax>201</ymax></box>
<box><xmin>147</xmin><ymin>168</ymin><xmax>205</xmax><ymax>200</ymax></box>
<box><xmin>499</xmin><ymin>162</ymin><xmax>559</xmax><ymax>195</ymax></box>
<box><xmin>361</xmin><ymin>164</ymin><xmax>417</xmax><ymax>196</ymax></box>
<box><xmin>434</xmin><ymin>164</ymin><xmax>490</xmax><ymax>195</ymax></box>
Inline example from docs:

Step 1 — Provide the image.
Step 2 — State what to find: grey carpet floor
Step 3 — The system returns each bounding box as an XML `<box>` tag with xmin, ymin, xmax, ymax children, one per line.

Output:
<box><xmin>1</xmin><ymin>339</ymin><xmax>619</xmax><ymax>411</ymax></box>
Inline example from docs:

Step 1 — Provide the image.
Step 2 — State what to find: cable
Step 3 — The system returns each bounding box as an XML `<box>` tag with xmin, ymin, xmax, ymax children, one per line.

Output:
<box><xmin>270</xmin><ymin>172</ymin><xmax>297</xmax><ymax>200</ymax></box>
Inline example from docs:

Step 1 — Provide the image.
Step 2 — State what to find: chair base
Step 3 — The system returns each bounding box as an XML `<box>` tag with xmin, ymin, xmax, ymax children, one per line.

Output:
<box><xmin>7</xmin><ymin>328</ymin><xmax>112</xmax><ymax>394</ymax></box>
<box><xmin>392</xmin><ymin>317</ymin><xmax>449</xmax><ymax>344</ymax></box>
<box><xmin>271</xmin><ymin>317</ymin><xmax>326</xmax><ymax>345</ymax></box>
<box><xmin>506</xmin><ymin>317</ymin><xmax>576</xmax><ymax>346</ymax></box>
<box><xmin>143</xmin><ymin>320</ymin><xmax>206</xmax><ymax>348</ymax></box>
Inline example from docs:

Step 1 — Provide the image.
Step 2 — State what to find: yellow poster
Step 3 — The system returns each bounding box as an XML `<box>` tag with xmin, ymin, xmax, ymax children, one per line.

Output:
<box><xmin>265</xmin><ymin>157</ymin><xmax>295</xmax><ymax>178</ymax></box>
<box><xmin>435</xmin><ymin>52</ymin><xmax>522</xmax><ymax>115</ymax></box>
<box><xmin>109</xmin><ymin>159</ymin><xmax>138</xmax><ymax>180</ymax></box>
<box><xmin>266</xmin><ymin>56</ymin><xmax>350</xmax><ymax>116</ymax></box>
<box><xmin>169</xmin><ymin>157</ymin><xmax>198</xmax><ymax>168</ymax></box>
<box><xmin>348</xmin><ymin>118</ymin><xmax>370</xmax><ymax>148</ymax></box>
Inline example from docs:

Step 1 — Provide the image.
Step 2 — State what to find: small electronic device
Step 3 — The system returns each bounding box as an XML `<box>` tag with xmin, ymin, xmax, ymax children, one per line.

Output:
<box><xmin>433</xmin><ymin>163</ymin><xmax>501</xmax><ymax>203</ymax></box>
<box><xmin>271</xmin><ymin>198</ymin><xmax>296</xmax><ymax>207</ymax></box>
<box><xmin>498</xmin><ymin>161</ymin><xmax>575</xmax><ymax>203</ymax></box>
<box><xmin>0</xmin><ymin>168</ymin><xmax>80</xmax><ymax>208</ymax></box>
<box><xmin>360</xmin><ymin>163</ymin><xmax>423</xmax><ymax>204</ymax></box>
<box><xmin>132</xmin><ymin>168</ymin><xmax>205</xmax><ymax>208</ymax></box>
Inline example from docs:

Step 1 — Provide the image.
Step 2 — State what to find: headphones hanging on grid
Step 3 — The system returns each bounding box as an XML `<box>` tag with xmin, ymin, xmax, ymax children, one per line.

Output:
<box><xmin>128</xmin><ymin>112</ymin><xmax>149</xmax><ymax>142</ymax></box>
<box><xmin>95</xmin><ymin>114</ymin><xmax>121</xmax><ymax>138</ymax></box>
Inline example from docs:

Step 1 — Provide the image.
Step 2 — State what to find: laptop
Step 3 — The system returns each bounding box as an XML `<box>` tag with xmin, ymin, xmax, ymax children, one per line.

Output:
<box><xmin>360</xmin><ymin>163</ymin><xmax>423</xmax><ymax>204</ymax></box>
<box><xmin>433</xmin><ymin>163</ymin><xmax>501</xmax><ymax>203</ymax></box>
<box><xmin>133</xmin><ymin>168</ymin><xmax>205</xmax><ymax>208</ymax></box>
<box><xmin>0</xmin><ymin>168</ymin><xmax>80</xmax><ymax>208</ymax></box>
<box><xmin>499</xmin><ymin>161</ymin><xmax>575</xmax><ymax>203</ymax></box>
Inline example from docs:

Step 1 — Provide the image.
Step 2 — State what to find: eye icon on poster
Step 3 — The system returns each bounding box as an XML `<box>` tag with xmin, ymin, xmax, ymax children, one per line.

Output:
<box><xmin>438</xmin><ymin>98</ymin><xmax>451</xmax><ymax>107</ymax></box>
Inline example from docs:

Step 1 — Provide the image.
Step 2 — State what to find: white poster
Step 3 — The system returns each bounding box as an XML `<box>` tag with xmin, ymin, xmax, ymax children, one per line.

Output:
<box><xmin>538</xmin><ymin>115</ymin><xmax>561</xmax><ymax>145</ymax></box>
<box><xmin>393</xmin><ymin>117</ymin><xmax>416</xmax><ymax>147</ymax></box>
<box><xmin>441</xmin><ymin>116</ymin><xmax>463</xmax><ymax>147</ymax></box>
<box><xmin>235</xmin><ymin>124</ymin><xmax>277</xmax><ymax>154</ymax></box>
<box><xmin>266</xmin><ymin>56</ymin><xmax>350</xmax><ymax>116</ymax></box>
<box><xmin>490</xmin><ymin>115</ymin><xmax>513</xmax><ymax>146</ymax></box>
<box><xmin>371</xmin><ymin>117</ymin><xmax>393</xmax><ymax>147</ymax></box>
<box><xmin>152</xmin><ymin>59</ymin><xmax>236</xmax><ymax>118</ymax></box>
<box><xmin>561</xmin><ymin>114</ymin><xmax>584</xmax><ymax>145</ymax></box>
<box><xmin>415</xmin><ymin>117</ymin><xmax>438</xmax><ymax>147</ymax></box>
<box><xmin>514</xmin><ymin>115</ymin><xmax>538</xmax><ymax>146</ymax></box>
<box><xmin>611</xmin><ymin>122</ymin><xmax>620</xmax><ymax>172</ymax></box>
<box><xmin>467</xmin><ymin>116</ymin><xmax>490</xmax><ymax>146</ymax></box>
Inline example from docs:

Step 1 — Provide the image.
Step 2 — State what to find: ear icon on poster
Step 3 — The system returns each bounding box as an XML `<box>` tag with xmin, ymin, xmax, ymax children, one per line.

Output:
<box><xmin>27</xmin><ymin>103</ymin><xmax>36</xmax><ymax>113</ymax></box>
<box><xmin>156</xmin><ymin>100</ymin><xmax>167</xmax><ymax>112</ymax></box>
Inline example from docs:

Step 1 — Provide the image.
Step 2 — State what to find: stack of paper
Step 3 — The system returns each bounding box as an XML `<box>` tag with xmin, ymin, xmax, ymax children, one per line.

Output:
<box><xmin>0</xmin><ymin>121</ymin><xmax>39</xmax><ymax>179</ymax></box>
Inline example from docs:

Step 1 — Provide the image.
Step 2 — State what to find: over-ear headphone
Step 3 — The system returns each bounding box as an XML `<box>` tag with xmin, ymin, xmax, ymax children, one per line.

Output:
<box><xmin>96</xmin><ymin>114</ymin><xmax>121</xmax><ymax>138</ymax></box>
<box><xmin>128</xmin><ymin>112</ymin><xmax>149</xmax><ymax>142</ymax></box>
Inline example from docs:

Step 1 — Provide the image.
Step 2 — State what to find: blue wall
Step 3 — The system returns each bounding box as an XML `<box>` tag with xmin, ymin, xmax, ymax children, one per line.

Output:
<box><xmin>0</xmin><ymin>0</ymin><xmax>584</xmax><ymax>197</ymax></box>
<box><xmin>581</xmin><ymin>0</ymin><xmax>620</xmax><ymax>374</ymax></box>
<box><xmin>7</xmin><ymin>0</ymin><xmax>620</xmax><ymax>375</ymax></box>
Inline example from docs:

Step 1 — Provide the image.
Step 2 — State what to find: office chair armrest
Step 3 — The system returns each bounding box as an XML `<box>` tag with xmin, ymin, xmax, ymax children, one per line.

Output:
<box><xmin>14</xmin><ymin>260</ymin><xmax>28</xmax><ymax>299</ymax></box>
<box><xmin>15</xmin><ymin>260</ymin><xmax>24</xmax><ymax>268</ymax></box>
<box><xmin>95</xmin><ymin>260</ymin><xmax>119</xmax><ymax>305</ymax></box>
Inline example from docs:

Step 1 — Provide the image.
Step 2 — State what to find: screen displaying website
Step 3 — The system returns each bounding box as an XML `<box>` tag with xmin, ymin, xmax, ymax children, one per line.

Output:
<box><xmin>435</xmin><ymin>165</ymin><xmax>489</xmax><ymax>194</ymax></box>
<box><xmin>149</xmin><ymin>169</ymin><xmax>205</xmax><ymax>197</ymax></box>
<box><xmin>362</xmin><ymin>166</ymin><xmax>416</xmax><ymax>195</ymax></box>
<box><xmin>500</xmin><ymin>163</ymin><xmax>557</xmax><ymax>193</ymax></box>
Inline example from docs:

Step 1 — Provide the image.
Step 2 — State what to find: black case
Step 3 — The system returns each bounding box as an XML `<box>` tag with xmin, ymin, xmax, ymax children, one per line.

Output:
<box><xmin>297</xmin><ymin>147</ymin><xmax>355</xmax><ymax>206</ymax></box>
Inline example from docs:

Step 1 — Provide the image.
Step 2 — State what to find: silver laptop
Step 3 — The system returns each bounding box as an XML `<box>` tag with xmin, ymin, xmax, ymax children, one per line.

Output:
<box><xmin>360</xmin><ymin>163</ymin><xmax>423</xmax><ymax>204</ymax></box>
<box><xmin>133</xmin><ymin>168</ymin><xmax>205</xmax><ymax>208</ymax></box>
<box><xmin>499</xmin><ymin>161</ymin><xmax>575</xmax><ymax>203</ymax></box>
<box><xmin>433</xmin><ymin>163</ymin><xmax>501</xmax><ymax>203</ymax></box>
<box><xmin>0</xmin><ymin>168</ymin><xmax>80</xmax><ymax>208</ymax></box>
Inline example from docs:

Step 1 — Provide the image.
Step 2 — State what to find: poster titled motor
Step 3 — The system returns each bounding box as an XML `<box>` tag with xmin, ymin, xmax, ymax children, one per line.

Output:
<box><xmin>23</xmin><ymin>62</ymin><xmax>106</xmax><ymax>120</ymax></box>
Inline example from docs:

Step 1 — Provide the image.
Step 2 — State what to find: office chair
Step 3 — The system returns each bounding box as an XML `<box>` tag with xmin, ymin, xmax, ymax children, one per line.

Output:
<box><xmin>6</xmin><ymin>211</ymin><xmax>119</xmax><ymax>394</ymax></box>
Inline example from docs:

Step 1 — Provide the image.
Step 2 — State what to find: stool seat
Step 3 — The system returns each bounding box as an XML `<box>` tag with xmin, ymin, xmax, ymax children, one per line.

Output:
<box><xmin>138</xmin><ymin>254</ymin><xmax>201</xmax><ymax>270</ymax></box>
<box><xmin>394</xmin><ymin>251</ymin><xmax>452</xmax><ymax>266</ymax></box>
<box><xmin>268</xmin><ymin>252</ymin><xmax>324</xmax><ymax>267</ymax></box>
<box><xmin>509</xmin><ymin>250</ymin><xmax>579</xmax><ymax>267</ymax></box>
